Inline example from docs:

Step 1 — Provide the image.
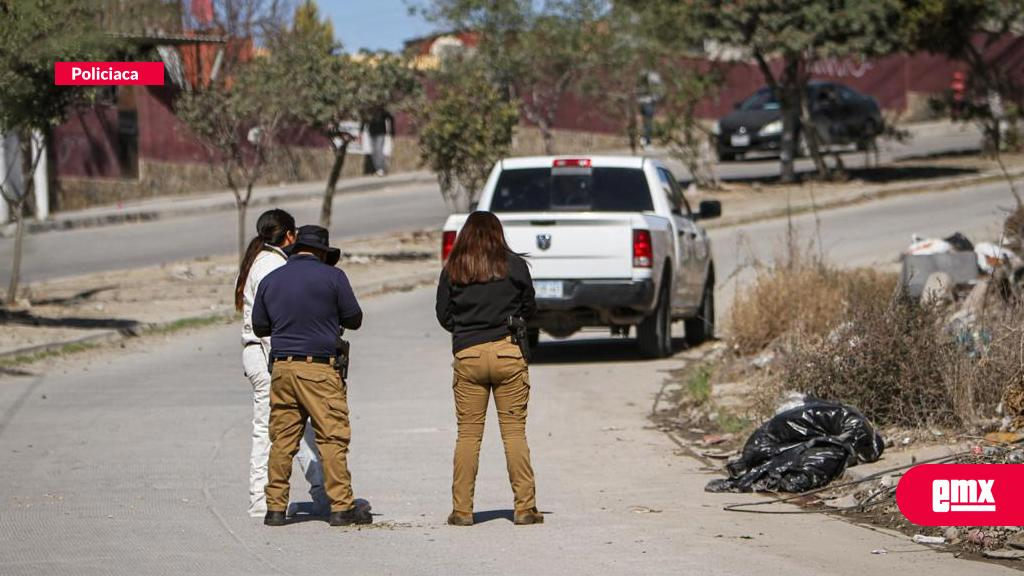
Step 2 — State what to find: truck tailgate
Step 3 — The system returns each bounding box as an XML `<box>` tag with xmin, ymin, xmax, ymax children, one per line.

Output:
<box><xmin>498</xmin><ymin>214</ymin><xmax>635</xmax><ymax>279</ymax></box>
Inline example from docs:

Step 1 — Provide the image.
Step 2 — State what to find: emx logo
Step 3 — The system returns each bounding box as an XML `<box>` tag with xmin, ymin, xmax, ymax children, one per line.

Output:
<box><xmin>932</xmin><ymin>479</ymin><xmax>995</xmax><ymax>512</ymax></box>
<box><xmin>897</xmin><ymin>464</ymin><xmax>1022</xmax><ymax>526</ymax></box>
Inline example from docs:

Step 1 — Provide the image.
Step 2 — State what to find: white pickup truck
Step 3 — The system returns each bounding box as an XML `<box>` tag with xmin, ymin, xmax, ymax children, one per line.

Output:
<box><xmin>441</xmin><ymin>155</ymin><xmax>720</xmax><ymax>358</ymax></box>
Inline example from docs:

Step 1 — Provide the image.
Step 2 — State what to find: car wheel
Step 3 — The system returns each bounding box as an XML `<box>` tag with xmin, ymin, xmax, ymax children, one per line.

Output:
<box><xmin>638</xmin><ymin>279</ymin><xmax>672</xmax><ymax>358</ymax></box>
<box><xmin>684</xmin><ymin>277</ymin><xmax>715</xmax><ymax>347</ymax></box>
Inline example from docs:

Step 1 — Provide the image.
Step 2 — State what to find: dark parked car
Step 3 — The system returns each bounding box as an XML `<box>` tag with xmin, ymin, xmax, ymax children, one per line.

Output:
<box><xmin>714</xmin><ymin>81</ymin><xmax>883</xmax><ymax>161</ymax></box>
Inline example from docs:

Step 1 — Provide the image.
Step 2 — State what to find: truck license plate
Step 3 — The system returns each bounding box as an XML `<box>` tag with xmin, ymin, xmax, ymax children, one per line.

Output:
<box><xmin>730</xmin><ymin>134</ymin><xmax>751</xmax><ymax>147</ymax></box>
<box><xmin>534</xmin><ymin>280</ymin><xmax>564</xmax><ymax>299</ymax></box>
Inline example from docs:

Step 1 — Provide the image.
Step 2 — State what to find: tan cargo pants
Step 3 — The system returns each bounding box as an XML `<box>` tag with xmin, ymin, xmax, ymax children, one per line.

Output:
<box><xmin>451</xmin><ymin>337</ymin><xmax>537</xmax><ymax>516</ymax></box>
<box><xmin>266</xmin><ymin>358</ymin><xmax>353</xmax><ymax>513</ymax></box>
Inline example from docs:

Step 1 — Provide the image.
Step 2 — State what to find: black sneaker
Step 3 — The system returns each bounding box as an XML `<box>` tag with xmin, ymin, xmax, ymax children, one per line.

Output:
<box><xmin>329</xmin><ymin>507</ymin><xmax>373</xmax><ymax>526</ymax></box>
<box><xmin>264</xmin><ymin>510</ymin><xmax>287</xmax><ymax>526</ymax></box>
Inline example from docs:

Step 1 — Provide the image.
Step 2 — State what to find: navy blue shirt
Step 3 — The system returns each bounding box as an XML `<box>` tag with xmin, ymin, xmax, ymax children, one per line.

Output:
<box><xmin>252</xmin><ymin>254</ymin><xmax>363</xmax><ymax>357</ymax></box>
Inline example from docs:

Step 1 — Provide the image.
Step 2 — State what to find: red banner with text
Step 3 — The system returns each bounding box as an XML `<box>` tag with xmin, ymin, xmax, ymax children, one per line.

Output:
<box><xmin>55</xmin><ymin>62</ymin><xmax>164</xmax><ymax>86</ymax></box>
<box><xmin>896</xmin><ymin>464</ymin><xmax>1023</xmax><ymax>526</ymax></box>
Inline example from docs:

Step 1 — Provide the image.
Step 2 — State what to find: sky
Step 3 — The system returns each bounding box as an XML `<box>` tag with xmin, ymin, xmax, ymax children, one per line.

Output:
<box><xmin>319</xmin><ymin>0</ymin><xmax>438</xmax><ymax>53</ymax></box>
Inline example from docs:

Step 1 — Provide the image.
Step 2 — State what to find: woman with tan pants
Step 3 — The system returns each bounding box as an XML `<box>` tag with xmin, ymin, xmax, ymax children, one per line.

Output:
<box><xmin>435</xmin><ymin>211</ymin><xmax>543</xmax><ymax>526</ymax></box>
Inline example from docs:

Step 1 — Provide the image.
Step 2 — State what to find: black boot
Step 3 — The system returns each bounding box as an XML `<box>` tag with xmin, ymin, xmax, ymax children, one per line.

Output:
<box><xmin>329</xmin><ymin>506</ymin><xmax>373</xmax><ymax>526</ymax></box>
<box><xmin>264</xmin><ymin>510</ymin><xmax>287</xmax><ymax>526</ymax></box>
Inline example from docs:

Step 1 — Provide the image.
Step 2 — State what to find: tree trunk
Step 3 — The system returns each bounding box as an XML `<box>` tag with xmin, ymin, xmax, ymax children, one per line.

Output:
<box><xmin>5</xmin><ymin>201</ymin><xmax>24</xmax><ymax>305</ymax></box>
<box><xmin>540</xmin><ymin>120</ymin><xmax>555</xmax><ymax>155</ymax></box>
<box><xmin>320</xmin><ymin>142</ymin><xmax>349</xmax><ymax>229</ymax></box>
<box><xmin>779</xmin><ymin>57</ymin><xmax>801</xmax><ymax>183</ymax></box>
<box><xmin>438</xmin><ymin>172</ymin><xmax>471</xmax><ymax>214</ymax></box>
<box><xmin>237</xmin><ymin>199</ymin><xmax>248</xmax><ymax>266</ymax></box>
<box><xmin>799</xmin><ymin>95</ymin><xmax>831</xmax><ymax>179</ymax></box>
<box><xmin>626</xmin><ymin>100</ymin><xmax>639</xmax><ymax>155</ymax></box>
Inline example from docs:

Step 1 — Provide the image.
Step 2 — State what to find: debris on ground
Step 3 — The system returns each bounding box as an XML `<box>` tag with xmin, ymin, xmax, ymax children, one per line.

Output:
<box><xmin>801</xmin><ymin>435</ymin><xmax>1024</xmax><ymax>561</ymax></box>
<box><xmin>704</xmin><ymin>399</ymin><xmax>884</xmax><ymax>493</ymax></box>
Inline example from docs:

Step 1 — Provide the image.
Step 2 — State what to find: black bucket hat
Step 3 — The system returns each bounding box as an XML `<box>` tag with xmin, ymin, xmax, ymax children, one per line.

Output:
<box><xmin>291</xmin><ymin>225</ymin><xmax>341</xmax><ymax>266</ymax></box>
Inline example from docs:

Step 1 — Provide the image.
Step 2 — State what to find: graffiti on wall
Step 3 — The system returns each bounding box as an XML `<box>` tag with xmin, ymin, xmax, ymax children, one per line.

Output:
<box><xmin>810</xmin><ymin>57</ymin><xmax>875</xmax><ymax>79</ymax></box>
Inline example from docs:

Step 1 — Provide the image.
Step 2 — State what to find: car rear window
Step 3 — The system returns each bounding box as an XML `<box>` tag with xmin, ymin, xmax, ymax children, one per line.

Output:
<box><xmin>490</xmin><ymin>167</ymin><xmax>654</xmax><ymax>212</ymax></box>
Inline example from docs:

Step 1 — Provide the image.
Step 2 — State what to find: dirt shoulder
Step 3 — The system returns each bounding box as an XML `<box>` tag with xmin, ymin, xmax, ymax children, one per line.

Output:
<box><xmin>0</xmin><ymin>230</ymin><xmax>442</xmax><ymax>361</ymax></box>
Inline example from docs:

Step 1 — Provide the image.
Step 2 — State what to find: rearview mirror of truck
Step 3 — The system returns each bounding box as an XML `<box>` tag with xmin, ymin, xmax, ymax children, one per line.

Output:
<box><xmin>697</xmin><ymin>200</ymin><xmax>722</xmax><ymax>220</ymax></box>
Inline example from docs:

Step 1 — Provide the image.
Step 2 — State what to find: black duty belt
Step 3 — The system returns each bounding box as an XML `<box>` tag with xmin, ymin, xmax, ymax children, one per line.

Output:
<box><xmin>270</xmin><ymin>355</ymin><xmax>335</xmax><ymax>366</ymax></box>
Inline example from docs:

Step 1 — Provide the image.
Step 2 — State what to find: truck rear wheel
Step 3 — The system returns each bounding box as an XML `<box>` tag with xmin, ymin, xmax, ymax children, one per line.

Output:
<box><xmin>638</xmin><ymin>281</ymin><xmax>672</xmax><ymax>358</ymax></box>
<box><xmin>684</xmin><ymin>278</ymin><xmax>715</xmax><ymax>347</ymax></box>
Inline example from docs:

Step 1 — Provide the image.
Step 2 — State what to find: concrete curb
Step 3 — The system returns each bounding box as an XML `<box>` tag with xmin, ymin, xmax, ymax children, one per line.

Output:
<box><xmin>1</xmin><ymin>172</ymin><xmax>437</xmax><ymax>238</ymax></box>
<box><xmin>0</xmin><ymin>268</ymin><xmax>440</xmax><ymax>363</ymax></box>
<box><xmin>704</xmin><ymin>165</ymin><xmax>1024</xmax><ymax>231</ymax></box>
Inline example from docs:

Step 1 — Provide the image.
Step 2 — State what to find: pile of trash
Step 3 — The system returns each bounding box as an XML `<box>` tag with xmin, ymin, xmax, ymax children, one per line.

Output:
<box><xmin>901</xmin><ymin>231</ymin><xmax>1022</xmax><ymax>302</ymax></box>
<box><xmin>902</xmin><ymin>229</ymin><xmax>1024</xmax><ymax>429</ymax></box>
<box><xmin>705</xmin><ymin>398</ymin><xmax>884</xmax><ymax>493</ymax></box>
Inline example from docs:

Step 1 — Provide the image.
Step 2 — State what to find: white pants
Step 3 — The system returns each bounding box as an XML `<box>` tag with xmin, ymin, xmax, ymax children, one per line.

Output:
<box><xmin>243</xmin><ymin>344</ymin><xmax>327</xmax><ymax>517</ymax></box>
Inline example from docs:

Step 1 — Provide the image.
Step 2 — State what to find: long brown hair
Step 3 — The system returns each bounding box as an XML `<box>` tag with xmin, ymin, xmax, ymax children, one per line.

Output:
<box><xmin>445</xmin><ymin>211</ymin><xmax>517</xmax><ymax>285</ymax></box>
<box><xmin>235</xmin><ymin>209</ymin><xmax>296</xmax><ymax>311</ymax></box>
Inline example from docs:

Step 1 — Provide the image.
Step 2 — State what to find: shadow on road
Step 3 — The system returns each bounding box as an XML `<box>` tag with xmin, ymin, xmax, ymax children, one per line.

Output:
<box><xmin>843</xmin><ymin>164</ymin><xmax>979</xmax><ymax>184</ymax></box>
<box><xmin>0</xmin><ymin>308</ymin><xmax>141</xmax><ymax>332</ymax></box>
<box><xmin>472</xmin><ymin>509</ymin><xmax>514</xmax><ymax>524</ymax></box>
<box><xmin>715</xmin><ymin>163</ymin><xmax>978</xmax><ymax>186</ymax></box>
<box><xmin>30</xmin><ymin>286</ymin><xmax>117</xmax><ymax>306</ymax></box>
<box><xmin>530</xmin><ymin>337</ymin><xmax>690</xmax><ymax>365</ymax></box>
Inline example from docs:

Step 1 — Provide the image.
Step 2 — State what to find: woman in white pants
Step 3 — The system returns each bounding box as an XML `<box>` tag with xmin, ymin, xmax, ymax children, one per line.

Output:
<box><xmin>236</xmin><ymin>209</ymin><xmax>329</xmax><ymax>517</ymax></box>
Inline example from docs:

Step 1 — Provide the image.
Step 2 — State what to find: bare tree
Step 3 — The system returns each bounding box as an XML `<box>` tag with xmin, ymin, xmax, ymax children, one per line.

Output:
<box><xmin>176</xmin><ymin>54</ymin><xmax>291</xmax><ymax>261</ymax></box>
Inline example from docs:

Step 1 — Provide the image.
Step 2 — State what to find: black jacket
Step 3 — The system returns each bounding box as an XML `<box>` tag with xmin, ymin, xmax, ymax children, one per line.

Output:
<box><xmin>436</xmin><ymin>253</ymin><xmax>536</xmax><ymax>353</ymax></box>
<box><xmin>252</xmin><ymin>254</ymin><xmax>363</xmax><ymax>357</ymax></box>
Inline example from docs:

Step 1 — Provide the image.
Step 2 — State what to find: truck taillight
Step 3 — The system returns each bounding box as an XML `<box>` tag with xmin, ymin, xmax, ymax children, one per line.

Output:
<box><xmin>442</xmin><ymin>231</ymin><xmax>457</xmax><ymax>261</ymax></box>
<box><xmin>552</xmin><ymin>158</ymin><xmax>592</xmax><ymax>168</ymax></box>
<box><xmin>633</xmin><ymin>229</ymin><xmax>653</xmax><ymax>268</ymax></box>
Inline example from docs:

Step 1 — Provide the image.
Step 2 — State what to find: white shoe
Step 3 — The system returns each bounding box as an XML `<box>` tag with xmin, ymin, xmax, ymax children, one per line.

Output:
<box><xmin>248</xmin><ymin>502</ymin><xmax>267</xmax><ymax>518</ymax></box>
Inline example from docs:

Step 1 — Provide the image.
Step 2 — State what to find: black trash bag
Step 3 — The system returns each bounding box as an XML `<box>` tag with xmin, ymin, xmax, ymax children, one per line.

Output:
<box><xmin>943</xmin><ymin>232</ymin><xmax>974</xmax><ymax>252</ymax></box>
<box><xmin>705</xmin><ymin>399</ymin><xmax>884</xmax><ymax>493</ymax></box>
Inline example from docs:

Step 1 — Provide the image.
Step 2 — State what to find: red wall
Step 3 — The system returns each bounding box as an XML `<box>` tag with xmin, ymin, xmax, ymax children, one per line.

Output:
<box><xmin>137</xmin><ymin>85</ymin><xmax>210</xmax><ymax>164</ymax></box>
<box><xmin>52</xmin><ymin>105</ymin><xmax>123</xmax><ymax>179</ymax></box>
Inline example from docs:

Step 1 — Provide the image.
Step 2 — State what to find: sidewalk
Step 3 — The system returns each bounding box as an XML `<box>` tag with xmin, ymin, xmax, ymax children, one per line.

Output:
<box><xmin>4</xmin><ymin>170</ymin><xmax>436</xmax><ymax>238</ymax></box>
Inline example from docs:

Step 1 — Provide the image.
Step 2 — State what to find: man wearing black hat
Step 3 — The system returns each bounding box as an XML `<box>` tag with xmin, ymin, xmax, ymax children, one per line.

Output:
<box><xmin>251</xmin><ymin>225</ymin><xmax>371</xmax><ymax>527</ymax></box>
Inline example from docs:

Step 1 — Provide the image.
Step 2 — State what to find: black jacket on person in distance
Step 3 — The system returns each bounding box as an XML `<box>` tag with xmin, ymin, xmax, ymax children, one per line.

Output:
<box><xmin>436</xmin><ymin>253</ymin><xmax>537</xmax><ymax>354</ymax></box>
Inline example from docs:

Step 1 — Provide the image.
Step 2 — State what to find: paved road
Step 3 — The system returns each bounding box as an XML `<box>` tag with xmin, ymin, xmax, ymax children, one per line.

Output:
<box><xmin>0</xmin><ymin>182</ymin><xmax>1016</xmax><ymax>575</ymax></box>
<box><xmin>0</xmin><ymin>183</ymin><xmax>452</xmax><ymax>285</ymax></box>
<box><xmin>0</xmin><ymin>124</ymin><xmax>983</xmax><ymax>286</ymax></box>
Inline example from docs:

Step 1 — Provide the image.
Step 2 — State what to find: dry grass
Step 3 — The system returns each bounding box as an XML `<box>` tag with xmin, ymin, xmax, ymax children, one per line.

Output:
<box><xmin>729</xmin><ymin>239</ymin><xmax>1018</xmax><ymax>429</ymax></box>
<box><xmin>729</xmin><ymin>257</ymin><xmax>897</xmax><ymax>356</ymax></box>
